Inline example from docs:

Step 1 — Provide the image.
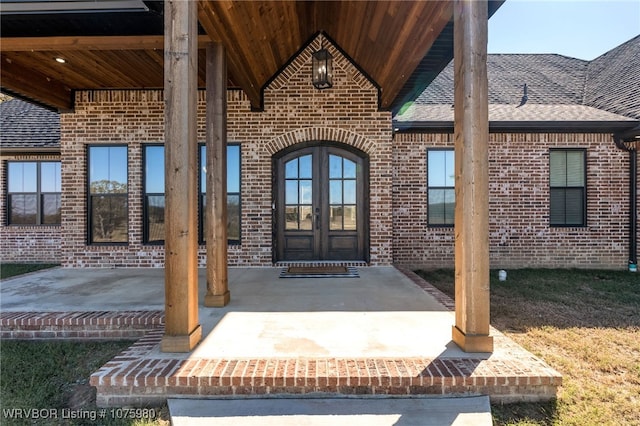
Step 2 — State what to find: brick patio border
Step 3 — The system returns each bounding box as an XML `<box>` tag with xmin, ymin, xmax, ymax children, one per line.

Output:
<box><xmin>0</xmin><ymin>310</ymin><xmax>164</xmax><ymax>340</ymax></box>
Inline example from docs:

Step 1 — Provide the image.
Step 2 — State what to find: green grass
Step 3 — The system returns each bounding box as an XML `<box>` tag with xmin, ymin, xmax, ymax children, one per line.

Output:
<box><xmin>416</xmin><ymin>268</ymin><xmax>640</xmax><ymax>426</ymax></box>
<box><xmin>0</xmin><ymin>341</ymin><xmax>169</xmax><ymax>425</ymax></box>
<box><xmin>0</xmin><ymin>263</ymin><xmax>59</xmax><ymax>279</ymax></box>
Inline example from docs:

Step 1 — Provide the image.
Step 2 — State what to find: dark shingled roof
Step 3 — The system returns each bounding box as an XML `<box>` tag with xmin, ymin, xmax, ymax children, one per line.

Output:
<box><xmin>413</xmin><ymin>54</ymin><xmax>589</xmax><ymax>106</ymax></box>
<box><xmin>584</xmin><ymin>34</ymin><xmax>640</xmax><ymax>120</ymax></box>
<box><xmin>0</xmin><ymin>99</ymin><xmax>60</xmax><ymax>149</ymax></box>
<box><xmin>397</xmin><ymin>35</ymin><xmax>640</xmax><ymax>124</ymax></box>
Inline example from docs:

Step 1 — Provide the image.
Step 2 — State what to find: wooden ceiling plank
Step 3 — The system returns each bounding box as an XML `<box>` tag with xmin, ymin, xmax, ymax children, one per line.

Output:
<box><xmin>379</xmin><ymin>1</ymin><xmax>452</xmax><ymax>108</ymax></box>
<box><xmin>0</xmin><ymin>55</ymin><xmax>72</xmax><ymax>110</ymax></box>
<box><xmin>198</xmin><ymin>1</ymin><xmax>261</xmax><ymax>107</ymax></box>
<box><xmin>0</xmin><ymin>35</ymin><xmax>212</xmax><ymax>52</ymax></box>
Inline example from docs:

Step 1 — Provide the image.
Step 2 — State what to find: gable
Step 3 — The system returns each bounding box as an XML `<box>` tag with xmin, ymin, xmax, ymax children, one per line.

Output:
<box><xmin>263</xmin><ymin>33</ymin><xmax>380</xmax><ymax>110</ymax></box>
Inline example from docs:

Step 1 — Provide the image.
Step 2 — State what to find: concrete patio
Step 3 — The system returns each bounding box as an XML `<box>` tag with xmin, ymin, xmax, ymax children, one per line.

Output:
<box><xmin>0</xmin><ymin>266</ymin><xmax>561</xmax><ymax>406</ymax></box>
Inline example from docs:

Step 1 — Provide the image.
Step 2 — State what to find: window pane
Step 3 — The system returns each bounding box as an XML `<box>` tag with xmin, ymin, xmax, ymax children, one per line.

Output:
<box><xmin>201</xmin><ymin>194</ymin><xmax>207</xmax><ymax>239</ymax></box>
<box><xmin>9</xmin><ymin>194</ymin><xmax>37</xmax><ymax>224</ymax></box>
<box><xmin>299</xmin><ymin>206</ymin><xmax>313</xmax><ymax>230</ymax></box>
<box><xmin>145</xmin><ymin>146</ymin><xmax>165</xmax><ymax>194</ymax></box>
<box><xmin>228</xmin><ymin>194</ymin><xmax>240</xmax><ymax>241</ymax></box>
<box><xmin>285</xmin><ymin>206</ymin><xmax>299</xmax><ymax>230</ymax></box>
<box><xmin>428</xmin><ymin>151</ymin><xmax>445</xmax><ymax>186</ymax></box>
<box><xmin>8</xmin><ymin>162</ymin><xmax>37</xmax><ymax>192</ymax></box>
<box><xmin>285</xmin><ymin>180</ymin><xmax>298</xmax><ymax>204</ymax></box>
<box><xmin>40</xmin><ymin>162</ymin><xmax>61</xmax><ymax>193</ymax></box>
<box><xmin>330</xmin><ymin>180</ymin><xmax>342</xmax><ymax>204</ymax></box>
<box><xmin>343</xmin><ymin>159</ymin><xmax>356</xmax><ymax>178</ymax></box>
<box><xmin>329</xmin><ymin>155</ymin><xmax>342</xmax><ymax>178</ymax></box>
<box><xmin>565</xmin><ymin>188</ymin><xmax>584</xmax><ymax>225</ymax></box>
<box><xmin>330</xmin><ymin>206</ymin><xmax>343</xmax><ymax>230</ymax></box>
<box><xmin>90</xmin><ymin>146</ymin><xmax>127</xmax><ymax>193</ymax></box>
<box><xmin>285</xmin><ymin>158</ymin><xmax>298</xmax><ymax>179</ymax></box>
<box><xmin>549</xmin><ymin>188</ymin><xmax>566</xmax><ymax>225</ymax></box>
<box><xmin>343</xmin><ymin>180</ymin><xmax>356</xmax><ymax>204</ymax></box>
<box><xmin>343</xmin><ymin>205</ymin><xmax>356</xmax><ymax>230</ymax></box>
<box><xmin>42</xmin><ymin>193</ymin><xmax>61</xmax><ymax>224</ymax></box>
<box><xmin>428</xmin><ymin>150</ymin><xmax>454</xmax><ymax>187</ymax></box>
<box><xmin>228</xmin><ymin>145</ymin><xmax>240</xmax><ymax>193</ymax></box>
<box><xmin>146</xmin><ymin>195</ymin><xmax>165</xmax><ymax>242</ymax></box>
<box><xmin>549</xmin><ymin>151</ymin><xmax>567</xmax><ymax>187</ymax></box>
<box><xmin>443</xmin><ymin>189</ymin><xmax>455</xmax><ymax>225</ymax></box>
<box><xmin>299</xmin><ymin>155</ymin><xmax>312</xmax><ymax>179</ymax></box>
<box><xmin>200</xmin><ymin>145</ymin><xmax>207</xmax><ymax>192</ymax></box>
<box><xmin>90</xmin><ymin>195</ymin><xmax>128</xmax><ymax>243</ymax></box>
<box><xmin>566</xmin><ymin>151</ymin><xmax>585</xmax><ymax>186</ymax></box>
<box><xmin>299</xmin><ymin>180</ymin><xmax>312</xmax><ymax>204</ymax></box>
<box><xmin>428</xmin><ymin>189</ymin><xmax>446</xmax><ymax>224</ymax></box>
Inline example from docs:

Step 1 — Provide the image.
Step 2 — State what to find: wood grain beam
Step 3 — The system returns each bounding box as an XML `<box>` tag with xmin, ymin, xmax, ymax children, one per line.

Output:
<box><xmin>452</xmin><ymin>0</ymin><xmax>493</xmax><ymax>353</ymax></box>
<box><xmin>204</xmin><ymin>43</ymin><xmax>230</xmax><ymax>308</ymax></box>
<box><xmin>161</xmin><ymin>0</ymin><xmax>202</xmax><ymax>353</ymax></box>
<box><xmin>0</xmin><ymin>35</ymin><xmax>211</xmax><ymax>51</ymax></box>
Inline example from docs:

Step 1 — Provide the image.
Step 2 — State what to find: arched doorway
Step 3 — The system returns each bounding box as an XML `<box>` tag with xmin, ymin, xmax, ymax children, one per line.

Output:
<box><xmin>273</xmin><ymin>142</ymin><xmax>369</xmax><ymax>262</ymax></box>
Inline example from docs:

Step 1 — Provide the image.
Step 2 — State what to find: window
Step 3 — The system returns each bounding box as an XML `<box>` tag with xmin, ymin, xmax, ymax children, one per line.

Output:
<box><xmin>550</xmin><ymin>149</ymin><xmax>586</xmax><ymax>226</ymax></box>
<box><xmin>7</xmin><ymin>161</ymin><xmax>61</xmax><ymax>225</ymax></box>
<box><xmin>144</xmin><ymin>145</ymin><xmax>165</xmax><ymax>244</ymax></box>
<box><xmin>142</xmin><ymin>144</ymin><xmax>241</xmax><ymax>244</ymax></box>
<box><xmin>88</xmin><ymin>146</ymin><xmax>128</xmax><ymax>244</ymax></box>
<box><xmin>427</xmin><ymin>149</ymin><xmax>455</xmax><ymax>226</ymax></box>
<box><xmin>200</xmin><ymin>144</ymin><xmax>241</xmax><ymax>244</ymax></box>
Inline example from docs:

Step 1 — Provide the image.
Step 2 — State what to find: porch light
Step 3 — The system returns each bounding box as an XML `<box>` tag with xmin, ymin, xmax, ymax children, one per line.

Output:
<box><xmin>312</xmin><ymin>37</ymin><xmax>333</xmax><ymax>90</ymax></box>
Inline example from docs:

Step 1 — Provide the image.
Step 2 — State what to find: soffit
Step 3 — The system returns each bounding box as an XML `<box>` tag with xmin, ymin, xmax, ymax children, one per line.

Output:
<box><xmin>0</xmin><ymin>1</ymin><xmax>501</xmax><ymax>112</ymax></box>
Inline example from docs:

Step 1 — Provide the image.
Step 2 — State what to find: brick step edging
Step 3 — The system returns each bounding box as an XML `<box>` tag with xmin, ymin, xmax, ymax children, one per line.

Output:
<box><xmin>0</xmin><ymin>310</ymin><xmax>164</xmax><ymax>340</ymax></box>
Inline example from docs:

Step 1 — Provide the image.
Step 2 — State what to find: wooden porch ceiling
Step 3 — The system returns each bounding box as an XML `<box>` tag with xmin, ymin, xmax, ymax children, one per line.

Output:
<box><xmin>0</xmin><ymin>1</ymin><xmax>503</xmax><ymax>113</ymax></box>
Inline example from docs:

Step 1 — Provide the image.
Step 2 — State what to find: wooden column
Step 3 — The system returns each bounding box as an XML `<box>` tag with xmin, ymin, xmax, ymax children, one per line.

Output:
<box><xmin>451</xmin><ymin>0</ymin><xmax>493</xmax><ymax>353</ymax></box>
<box><xmin>204</xmin><ymin>42</ymin><xmax>230</xmax><ymax>307</ymax></box>
<box><xmin>161</xmin><ymin>0</ymin><xmax>202</xmax><ymax>352</ymax></box>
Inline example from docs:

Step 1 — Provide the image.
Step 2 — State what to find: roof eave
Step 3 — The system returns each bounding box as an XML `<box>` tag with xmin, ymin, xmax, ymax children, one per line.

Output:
<box><xmin>393</xmin><ymin>120</ymin><xmax>639</xmax><ymax>134</ymax></box>
<box><xmin>0</xmin><ymin>146</ymin><xmax>61</xmax><ymax>154</ymax></box>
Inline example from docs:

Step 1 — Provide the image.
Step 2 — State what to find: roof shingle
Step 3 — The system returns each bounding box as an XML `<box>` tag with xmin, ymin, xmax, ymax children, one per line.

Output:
<box><xmin>399</xmin><ymin>35</ymin><xmax>640</xmax><ymax>124</ymax></box>
<box><xmin>0</xmin><ymin>99</ymin><xmax>60</xmax><ymax>149</ymax></box>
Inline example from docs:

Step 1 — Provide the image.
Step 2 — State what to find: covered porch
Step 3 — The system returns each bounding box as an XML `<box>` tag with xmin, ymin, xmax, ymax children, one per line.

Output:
<box><xmin>0</xmin><ymin>266</ymin><xmax>561</xmax><ymax>406</ymax></box>
<box><xmin>1</xmin><ymin>0</ymin><xmax>501</xmax><ymax>353</ymax></box>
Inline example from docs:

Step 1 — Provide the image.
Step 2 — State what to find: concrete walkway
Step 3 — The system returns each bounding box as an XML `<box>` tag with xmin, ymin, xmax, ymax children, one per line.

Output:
<box><xmin>168</xmin><ymin>396</ymin><xmax>492</xmax><ymax>425</ymax></box>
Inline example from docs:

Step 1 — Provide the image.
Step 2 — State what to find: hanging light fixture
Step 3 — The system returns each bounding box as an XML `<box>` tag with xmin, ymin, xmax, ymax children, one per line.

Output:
<box><xmin>312</xmin><ymin>34</ymin><xmax>333</xmax><ymax>90</ymax></box>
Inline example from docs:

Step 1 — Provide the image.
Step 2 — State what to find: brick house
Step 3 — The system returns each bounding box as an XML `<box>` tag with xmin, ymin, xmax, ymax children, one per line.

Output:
<box><xmin>2</xmin><ymin>35</ymin><xmax>638</xmax><ymax>271</ymax></box>
<box><xmin>2</xmin><ymin>1</ymin><xmax>638</xmax><ymax>352</ymax></box>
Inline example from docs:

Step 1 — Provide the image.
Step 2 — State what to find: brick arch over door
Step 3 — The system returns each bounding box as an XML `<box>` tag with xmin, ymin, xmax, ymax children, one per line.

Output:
<box><xmin>265</xmin><ymin>127</ymin><xmax>376</xmax><ymax>156</ymax></box>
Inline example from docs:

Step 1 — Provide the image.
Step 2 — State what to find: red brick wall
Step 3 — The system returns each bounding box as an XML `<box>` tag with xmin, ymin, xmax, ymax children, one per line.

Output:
<box><xmin>58</xmin><ymin>36</ymin><xmax>393</xmax><ymax>267</ymax></box>
<box><xmin>393</xmin><ymin>132</ymin><xmax>638</xmax><ymax>269</ymax></box>
<box><xmin>0</xmin><ymin>153</ymin><xmax>62</xmax><ymax>263</ymax></box>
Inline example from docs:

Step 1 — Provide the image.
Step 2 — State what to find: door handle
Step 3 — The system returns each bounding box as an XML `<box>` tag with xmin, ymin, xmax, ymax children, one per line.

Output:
<box><xmin>314</xmin><ymin>214</ymin><xmax>320</xmax><ymax>230</ymax></box>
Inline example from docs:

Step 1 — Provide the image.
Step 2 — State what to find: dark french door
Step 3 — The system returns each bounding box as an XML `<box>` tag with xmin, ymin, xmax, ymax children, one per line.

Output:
<box><xmin>274</xmin><ymin>145</ymin><xmax>368</xmax><ymax>261</ymax></box>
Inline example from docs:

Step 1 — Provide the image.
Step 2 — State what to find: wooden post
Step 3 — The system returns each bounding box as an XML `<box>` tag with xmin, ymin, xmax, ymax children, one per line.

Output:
<box><xmin>204</xmin><ymin>42</ymin><xmax>231</xmax><ymax>307</ymax></box>
<box><xmin>161</xmin><ymin>0</ymin><xmax>202</xmax><ymax>352</ymax></box>
<box><xmin>451</xmin><ymin>0</ymin><xmax>493</xmax><ymax>353</ymax></box>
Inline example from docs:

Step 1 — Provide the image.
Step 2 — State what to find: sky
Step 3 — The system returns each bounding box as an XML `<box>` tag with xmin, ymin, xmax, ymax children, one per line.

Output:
<box><xmin>488</xmin><ymin>0</ymin><xmax>640</xmax><ymax>60</ymax></box>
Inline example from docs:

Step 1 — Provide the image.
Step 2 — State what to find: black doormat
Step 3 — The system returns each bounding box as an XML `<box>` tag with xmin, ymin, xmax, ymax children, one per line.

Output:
<box><xmin>279</xmin><ymin>266</ymin><xmax>359</xmax><ymax>278</ymax></box>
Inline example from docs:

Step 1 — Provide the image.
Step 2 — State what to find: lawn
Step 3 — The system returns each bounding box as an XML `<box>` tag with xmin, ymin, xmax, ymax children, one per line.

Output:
<box><xmin>416</xmin><ymin>268</ymin><xmax>640</xmax><ymax>426</ymax></box>
<box><xmin>0</xmin><ymin>263</ymin><xmax>59</xmax><ymax>279</ymax></box>
<box><xmin>0</xmin><ymin>340</ymin><xmax>170</xmax><ymax>425</ymax></box>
